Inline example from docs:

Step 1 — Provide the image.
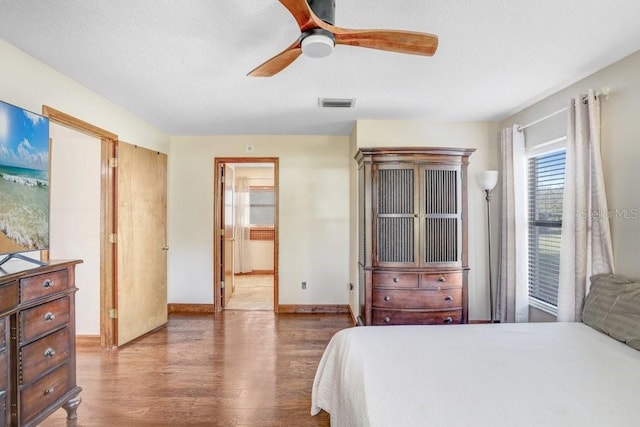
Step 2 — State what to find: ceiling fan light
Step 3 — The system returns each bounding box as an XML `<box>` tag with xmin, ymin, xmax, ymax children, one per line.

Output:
<box><xmin>301</xmin><ymin>34</ymin><xmax>335</xmax><ymax>58</ymax></box>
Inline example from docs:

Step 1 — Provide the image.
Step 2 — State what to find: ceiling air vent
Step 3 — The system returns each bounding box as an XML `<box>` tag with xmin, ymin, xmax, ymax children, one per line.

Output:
<box><xmin>318</xmin><ymin>97</ymin><xmax>356</xmax><ymax>108</ymax></box>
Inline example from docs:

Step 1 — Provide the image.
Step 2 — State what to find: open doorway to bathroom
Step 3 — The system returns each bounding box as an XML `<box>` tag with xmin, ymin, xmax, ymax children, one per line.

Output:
<box><xmin>214</xmin><ymin>158</ymin><xmax>278</xmax><ymax>312</ymax></box>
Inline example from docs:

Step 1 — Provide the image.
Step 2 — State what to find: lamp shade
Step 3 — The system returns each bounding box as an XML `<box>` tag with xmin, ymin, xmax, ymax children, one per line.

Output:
<box><xmin>477</xmin><ymin>170</ymin><xmax>499</xmax><ymax>191</ymax></box>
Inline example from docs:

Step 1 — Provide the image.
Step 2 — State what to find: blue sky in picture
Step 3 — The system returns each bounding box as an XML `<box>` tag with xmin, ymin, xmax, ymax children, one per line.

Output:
<box><xmin>0</xmin><ymin>100</ymin><xmax>49</xmax><ymax>172</ymax></box>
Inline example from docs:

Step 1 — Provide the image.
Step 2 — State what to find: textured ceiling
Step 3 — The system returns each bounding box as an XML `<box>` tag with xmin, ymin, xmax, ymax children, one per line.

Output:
<box><xmin>1</xmin><ymin>0</ymin><xmax>640</xmax><ymax>136</ymax></box>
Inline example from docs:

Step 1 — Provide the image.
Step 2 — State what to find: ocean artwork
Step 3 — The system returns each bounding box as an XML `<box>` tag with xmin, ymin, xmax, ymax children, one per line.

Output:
<box><xmin>0</xmin><ymin>100</ymin><xmax>50</xmax><ymax>253</ymax></box>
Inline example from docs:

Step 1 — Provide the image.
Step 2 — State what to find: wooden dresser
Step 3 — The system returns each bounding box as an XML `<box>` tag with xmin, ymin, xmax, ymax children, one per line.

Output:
<box><xmin>356</xmin><ymin>147</ymin><xmax>474</xmax><ymax>326</ymax></box>
<box><xmin>0</xmin><ymin>260</ymin><xmax>82</xmax><ymax>426</ymax></box>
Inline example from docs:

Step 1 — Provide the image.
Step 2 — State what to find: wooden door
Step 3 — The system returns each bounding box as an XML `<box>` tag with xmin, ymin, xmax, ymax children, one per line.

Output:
<box><xmin>116</xmin><ymin>142</ymin><xmax>168</xmax><ymax>346</ymax></box>
<box><xmin>222</xmin><ymin>165</ymin><xmax>235</xmax><ymax>307</ymax></box>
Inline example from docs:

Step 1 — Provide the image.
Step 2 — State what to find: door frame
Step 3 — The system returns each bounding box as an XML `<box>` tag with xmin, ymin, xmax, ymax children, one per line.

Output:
<box><xmin>213</xmin><ymin>157</ymin><xmax>279</xmax><ymax>313</ymax></box>
<box><xmin>43</xmin><ymin>106</ymin><xmax>118</xmax><ymax>348</ymax></box>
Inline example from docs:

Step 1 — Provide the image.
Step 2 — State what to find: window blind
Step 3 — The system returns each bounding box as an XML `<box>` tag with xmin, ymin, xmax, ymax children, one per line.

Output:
<box><xmin>527</xmin><ymin>150</ymin><xmax>566</xmax><ymax>306</ymax></box>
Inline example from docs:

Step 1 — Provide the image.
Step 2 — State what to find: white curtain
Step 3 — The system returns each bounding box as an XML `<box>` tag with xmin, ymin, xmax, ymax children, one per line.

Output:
<box><xmin>234</xmin><ymin>177</ymin><xmax>253</xmax><ymax>274</ymax></box>
<box><xmin>496</xmin><ymin>124</ymin><xmax>530</xmax><ymax>323</ymax></box>
<box><xmin>557</xmin><ymin>90</ymin><xmax>614</xmax><ymax>322</ymax></box>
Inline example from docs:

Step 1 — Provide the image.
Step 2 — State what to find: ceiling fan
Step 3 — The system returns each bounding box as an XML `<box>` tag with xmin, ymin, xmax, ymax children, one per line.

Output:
<box><xmin>248</xmin><ymin>0</ymin><xmax>438</xmax><ymax>77</ymax></box>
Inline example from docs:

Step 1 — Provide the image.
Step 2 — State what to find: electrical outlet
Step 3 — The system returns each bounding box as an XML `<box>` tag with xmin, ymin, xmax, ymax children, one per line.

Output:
<box><xmin>301</xmin><ymin>281</ymin><xmax>307</xmax><ymax>290</ymax></box>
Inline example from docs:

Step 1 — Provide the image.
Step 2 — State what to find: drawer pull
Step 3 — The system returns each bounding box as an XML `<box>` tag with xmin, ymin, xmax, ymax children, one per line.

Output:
<box><xmin>384</xmin><ymin>296</ymin><xmax>391</xmax><ymax>301</ymax></box>
<box><xmin>392</xmin><ymin>277</ymin><xmax>399</xmax><ymax>283</ymax></box>
<box><xmin>44</xmin><ymin>386</ymin><xmax>55</xmax><ymax>396</ymax></box>
<box><xmin>384</xmin><ymin>316</ymin><xmax>391</xmax><ymax>323</ymax></box>
<box><xmin>44</xmin><ymin>312</ymin><xmax>56</xmax><ymax>322</ymax></box>
<box><xmin>42</xmin><ymin>279</ymin><xmax>55</xmax><ymax>289</ymax></box>
<box><xmin>438</xmin><ymin>276</ymin><xmax>446</xmax><ymax>282</ymax></box>
<box><xmin>444</xmin><ymin>295</ymin><xmax>453</xmax><ymax>301</ymax></box>
<box><xmin>44</xmin><ymin>347</ymin><xmax>56</xmax><ymax>358</ymax></box>
<box><xmin>444</xmin><ymin>316</ymin><xmax>453</xmax><ymax>324</ymax></box>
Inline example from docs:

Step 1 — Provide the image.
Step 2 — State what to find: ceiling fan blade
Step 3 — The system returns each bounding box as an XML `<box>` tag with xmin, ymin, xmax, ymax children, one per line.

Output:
<box><xmin>248</xmin><ymin>40</ymin><xmax>302</xmax><ymax>77</ymax></box>
<box><xmin>333</xmin><ymin>28</ymin><xmax>438</xmax><ymax>56</ymax></box>
<box><xmin>278</xmin><ymin>0</ymin><xmax>324</xmax><ymax>31</ymax></box>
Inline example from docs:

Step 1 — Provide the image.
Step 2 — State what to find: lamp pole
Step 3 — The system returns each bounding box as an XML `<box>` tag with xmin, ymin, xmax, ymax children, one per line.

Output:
<box><xmin>485</xmin><ymin>188</ymin><xmax>494</xmax><ymax>323</ymax></box>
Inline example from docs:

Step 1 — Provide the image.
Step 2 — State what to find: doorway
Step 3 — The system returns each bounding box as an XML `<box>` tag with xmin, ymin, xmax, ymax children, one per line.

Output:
<box><xmin>214</xmin><ymin>158</ymin><xmax>278</xmax><ymax>312</ymax></box>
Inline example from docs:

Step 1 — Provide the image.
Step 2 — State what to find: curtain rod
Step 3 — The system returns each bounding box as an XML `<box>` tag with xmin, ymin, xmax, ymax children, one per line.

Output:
<box><xmin>517</xmin><ymin>86</ymin><xmax>610</xmax><ymax>132</ymax></box>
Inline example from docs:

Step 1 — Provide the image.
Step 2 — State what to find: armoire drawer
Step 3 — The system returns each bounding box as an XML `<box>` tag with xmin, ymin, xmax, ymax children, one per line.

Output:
<box><xmin>20</xmin><ymin>269</ymin><xmax>69</xmax><ymax>303</ymax></box>
<box><xmin>372</xmin><ymin>288</ymin><xmax>462</xmax><ymax>310</ymax></box>
<box><xmin>420</xmin><ymin>272</ymin><xmax>462</xmax><ymax>289</ymax></box>
<box><xmin>20</xmin><ymin>327</ymin><xmax>70</xmax><ymax>385</ymax></box>
<box><xmin>0</xmin><ymin>283</ymin><xmax>18</xmax><ymax>313</ymax></box>
<box><xmin>372</xmin><ymin>272</ymin><xmax>419</xmax><ymax>288</ymax></box>
<box><xmin>372</xmin><ymin>309</ymin><xmax>463</xmax><ymax>325</ymax></box>
<box><xmin>20</xmin><ymin>362</ymin><xmax>68</xmax><ymax>425</ymax></box>
<box><xmin>20</xmin><ymin>297</ymin><xmax>70</xmax><ymax>344</ymax></box>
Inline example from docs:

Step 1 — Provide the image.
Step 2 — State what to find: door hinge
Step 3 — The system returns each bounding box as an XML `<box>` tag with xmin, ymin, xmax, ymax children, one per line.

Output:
<box><xmin>109</xmin><ymin>308</ymin><xmax>118</xmax><ymax>319</ymax></box>
<box><xmin>220</xmin><ymin>229</ymin><xmax>225</xmax><ymax>237</ymax></box>
<box><xmin>220</xmin><ymin>281</ymin><xmax>225</xmax><ymax>289</ymax></box>
<box><xmin>109</xmin><ymin>233</ymin><xmax>118</xmax><ymax>244</ymax></box>
<box><xmin>221</xmin><ymin>176</ymin><xmax>225</xmax><ymax>184</ymax></box>
<box><xmin>109</xmin><ymin>157</ymin><xmax>118</xmax><ymax>168</ymax></box>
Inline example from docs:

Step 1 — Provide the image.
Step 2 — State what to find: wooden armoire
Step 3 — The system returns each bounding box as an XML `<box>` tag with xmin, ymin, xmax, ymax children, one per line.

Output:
<box><xmin>356</xmin><ymin>147</ymin><xmax>475</xmax><ymax>326</ymax></box>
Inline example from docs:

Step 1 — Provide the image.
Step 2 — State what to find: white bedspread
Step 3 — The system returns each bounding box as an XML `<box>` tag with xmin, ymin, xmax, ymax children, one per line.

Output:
<box><xmin>311</xmin><ymin>322</ymin><xmax>640</xmax><ymax>427</ymax></box>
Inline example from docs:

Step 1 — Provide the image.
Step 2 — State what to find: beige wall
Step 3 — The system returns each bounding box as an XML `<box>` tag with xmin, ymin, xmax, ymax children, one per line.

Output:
<box><xmin>351</xmin><ymin>120</ymin><xmax>500</xmax><ymax>320</ymax></box>
<box><xmin>167</xmin><ymin>135</ymin><xmax>351</xmax><ymax>306</ymax></box>
<box><xmin>0</xmin><ymin>39</ymin><xmax>169</xmax><ymax>153</ymax></box>
<box><xmin>501</xmin><ymin>50</ymin><xmax>640</xmax><ymax>281</ymax></box>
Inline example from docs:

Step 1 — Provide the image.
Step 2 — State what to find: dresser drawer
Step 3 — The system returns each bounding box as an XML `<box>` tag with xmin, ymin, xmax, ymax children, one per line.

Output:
<box><xmin>420</xmin><ymin>271</ymin><xmax>462</xmax><ymax>289</ymax></box>
<box><xmin>0</xmin><ymin>282</ymin><xmax>18</xmax><ymax>313</ymax></box>
<box><xmin>372</xmin><ymin>309</ymin><xmax>462</xmax><ymax>325</ymax></box>
<box><xmin>372</xmin><ymin>272</ymin><xmax>419</xmax><ymax>288</ymax></box>
<box><xmin>20</xmin><ymin>297</ymin><xmax>70</xmax><ymax>344</ymax></box>
<box><xmin>20</xmin><ymin>269</ymin><xmax>69</xmax><ymax>303</ymax></box>
<box><xmin>20</xmin><ymin>327</ymin><xmax>70</xmax><ymax>385</ymax></box>
<box><xmin>372</xmin><ymin>288</ymin><xmax>462</xmax><ymax>310</ymax></box>
<box><xmin>20</xmin><ymin>362</ymin><xmax>68</xmax><ymax>425</ymax></box>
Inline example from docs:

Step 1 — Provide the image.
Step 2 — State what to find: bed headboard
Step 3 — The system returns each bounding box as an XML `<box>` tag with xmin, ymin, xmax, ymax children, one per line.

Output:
<box><xmin>583</xmin><ymin>274</ymin><xmax>640</xmax><ymax>350</ymax></box>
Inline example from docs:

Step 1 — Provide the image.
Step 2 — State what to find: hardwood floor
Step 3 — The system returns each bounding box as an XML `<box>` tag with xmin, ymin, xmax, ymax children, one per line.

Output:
<box><xmin>41</xmin><ymin>311</ymin><xmax>354</xmax><ymax>426</ymax></box>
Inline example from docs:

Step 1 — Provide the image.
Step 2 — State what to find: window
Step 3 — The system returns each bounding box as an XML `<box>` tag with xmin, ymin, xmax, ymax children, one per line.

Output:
<box><xmin>249</xmin><ymin>186</ymin><xmax>275</xmax><ymax>226</ymax></box>
<box><xmin>527</xmin><ymin>150</ymin><xmax>566</xmax><ymax>308</ymax></box>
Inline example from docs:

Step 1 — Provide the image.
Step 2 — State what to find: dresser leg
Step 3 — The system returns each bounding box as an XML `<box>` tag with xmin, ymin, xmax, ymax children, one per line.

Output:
<box><xmin>63</xmin><ymin>394</ymin><xmax>83</xmax><ymax>420</ymax></box>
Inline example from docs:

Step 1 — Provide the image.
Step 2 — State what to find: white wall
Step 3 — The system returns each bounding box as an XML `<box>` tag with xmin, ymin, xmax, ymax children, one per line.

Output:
<box><xmin>501</xmin><ymin>50</ymin><xmax>640</xmax><ymax>280</ymax></box>
<box><xmin>49</xmin><ymin>124</ymin><xmax>101</xmax><ymax>335</ymax></box>
<box><xmin>168</xmin><ymin>135</ymin><xmax>351</xmax><ymax>305</ymax></box>
<box><xmin>352</xmin><ymin>120</ymin><xmax>500</xmax><ymax>320</ymax></box>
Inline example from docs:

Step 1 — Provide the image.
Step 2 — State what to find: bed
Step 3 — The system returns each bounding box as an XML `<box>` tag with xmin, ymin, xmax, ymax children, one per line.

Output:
<box><xmin>311</xmin><ymin>274</ymin><xmax>640</xmax><ymax>426</ymax></box>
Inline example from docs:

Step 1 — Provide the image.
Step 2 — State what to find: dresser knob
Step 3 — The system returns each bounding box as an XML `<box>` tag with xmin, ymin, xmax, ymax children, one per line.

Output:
<box><xmin>384</xmin><ymin>316</ymin><xmax>391</xmax><ymax>323</ymax></box>
<box><xmin>42</xmin><ymin>279</ymin><xmax>54</xmax><ymax>288</ymax></box>
<box><xmin>444</xmin><ymin>295</ymin><xmax>453</xmax><ymax>301</ymax></box>
<box><xmin>44</xmin><ymin>312</ymin><xmax>56</xmax><ymax>322</ymax></box>
<box><xmin>444</xmin><ymin>317</ymin><xmax>453</xmax><ymax>324</ymax></box>
<box><xmin>384</xmin><ymin>296</ymin><xmax>391</xmax><ymax>301</ymax></box>
<box><xmin>392</xmin><ymin>277</ymin><xmax>399</xmax><ymax>283</ymax></box>
<box><xmin>44</xmin><ymin>387</ymin><xmax>55</xmax><ymax>396</ymax></box>
<box><xmin>438</xmin><ymin>276</ymin><xmax>446</xmax><ymax>282</ymax></box>
<box><xmin>44</xmin><ymin>347</ymin><xmax>56</xmax><ymax>358</ymax></box>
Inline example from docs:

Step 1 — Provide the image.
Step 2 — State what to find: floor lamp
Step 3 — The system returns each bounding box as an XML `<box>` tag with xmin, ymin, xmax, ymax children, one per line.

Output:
<box><xmin>477</xmin><ymin>170</ymin><xmax>499</xmax><ymax>323</ymax></box>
